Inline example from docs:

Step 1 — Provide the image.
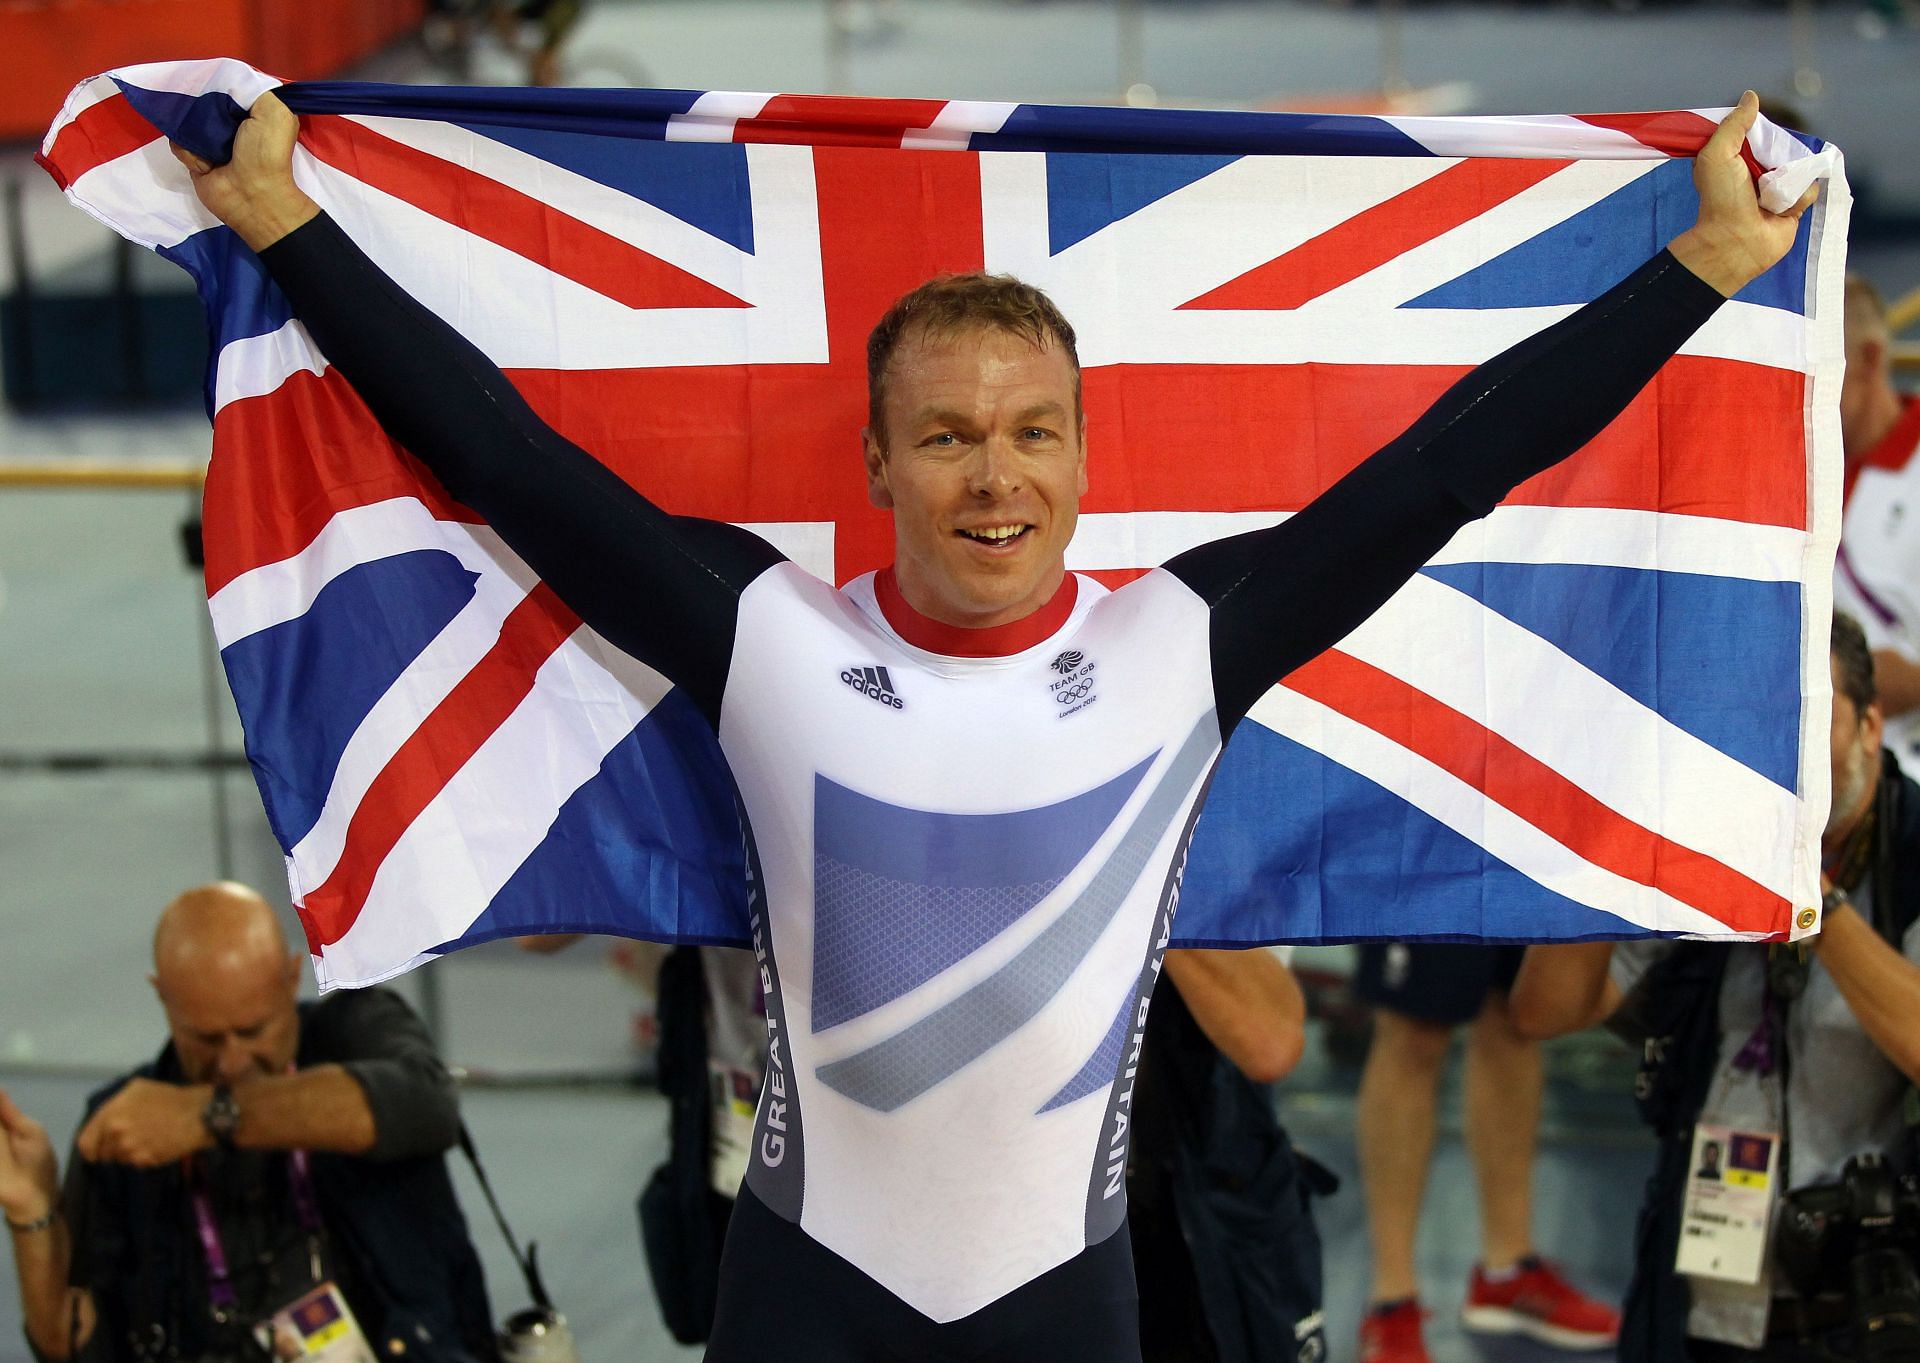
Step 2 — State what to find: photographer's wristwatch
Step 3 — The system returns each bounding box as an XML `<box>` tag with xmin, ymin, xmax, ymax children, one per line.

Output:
<box><xmin>202</xmin><ymin>1084</ymin><xmax>240</xmax><ymax>1150</ymax></box>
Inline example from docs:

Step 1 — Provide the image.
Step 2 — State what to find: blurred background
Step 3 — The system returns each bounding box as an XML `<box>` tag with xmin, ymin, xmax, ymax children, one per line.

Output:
<box><xmin>3</xmin><ymin>2</ymin><xmax>1917</xmax><ymax>1359</ymax></box>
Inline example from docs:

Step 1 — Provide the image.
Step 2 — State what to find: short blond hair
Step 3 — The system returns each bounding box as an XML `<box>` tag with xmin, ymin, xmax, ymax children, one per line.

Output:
<box><xmin>866</xmin><ymin>273</ymin><xmax>1080</xmax><ymax>437</ymax></box>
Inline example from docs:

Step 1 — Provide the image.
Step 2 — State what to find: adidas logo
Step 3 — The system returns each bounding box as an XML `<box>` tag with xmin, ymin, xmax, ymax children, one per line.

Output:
<box><xmin>840</xmin><ymin>665</ymin><xmax>904</xmax><ymax>710</ymax></box>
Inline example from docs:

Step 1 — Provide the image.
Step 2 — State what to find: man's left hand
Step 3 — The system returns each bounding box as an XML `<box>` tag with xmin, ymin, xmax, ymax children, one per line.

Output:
<box><xmin>75</xmin><ymin>1079</ymin><xmax>211</xmax><ymax>1168</ymax></box>
<box><xmin>1668</xmin><ymin>90</ymin><xmax>1820</xmax><ymax>298</ymax></box>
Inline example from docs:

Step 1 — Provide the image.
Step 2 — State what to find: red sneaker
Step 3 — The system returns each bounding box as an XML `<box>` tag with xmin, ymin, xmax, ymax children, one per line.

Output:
<box><xmin>1359</xmin><ymin>1299</ymin><xmax>1431</xmax><ymax>1363</ymax></box>
<box><xmin>1461</xmin><ymin>1256</ymin><xmax>1621</xmax><ymax>1350</ymax></box>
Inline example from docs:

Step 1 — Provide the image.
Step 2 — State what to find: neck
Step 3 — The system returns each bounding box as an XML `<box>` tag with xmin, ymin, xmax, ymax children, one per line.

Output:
<box><xmin>873</xmin><ymin>567</ymin><xmax>1078</xmax><ymax>657</ymax></box>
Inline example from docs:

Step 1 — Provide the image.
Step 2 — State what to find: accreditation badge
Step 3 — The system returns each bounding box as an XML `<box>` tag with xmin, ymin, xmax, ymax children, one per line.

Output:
<box><xmin>1675</xmin><ymin>1123</ymin><xmax>1780</xmax><ymax>1284</ymax></box>
<box><xmin>256</xmin><ymin>1282</ymin><xmax>378</xmax><ymax>1362</ymax></box>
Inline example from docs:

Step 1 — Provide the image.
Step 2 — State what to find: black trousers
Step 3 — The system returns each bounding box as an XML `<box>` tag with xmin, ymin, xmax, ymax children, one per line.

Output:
<box><xmin>704</xmin><ymin>1185</ymin><xmax>1143</xmax><ymax>1363</ymax></box>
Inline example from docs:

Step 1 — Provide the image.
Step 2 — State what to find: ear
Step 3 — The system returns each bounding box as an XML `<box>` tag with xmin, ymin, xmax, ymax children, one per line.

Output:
<box><xmin>862</xmin><ymin>427</ymin><xmax>894</xmax><ymax>511</ymax></box>
<box><xmin>1864</xmin><ymin>698</ymin><xmax>1887</xmax><ymax>756</ymax></box>
<box><xmin>1076</xmin><ymin>414</ymin><xmax>1090</xmax><ymax>497</ymax></box>
<box><xmin>283</xmin><ymin>950</ymin><xmax>303</xmax><ymax>994</ymax></box>
<box><xmin>148</xmin><ymin>972</ymin><xmax>163</xmax><ymax>1004</ymax></box>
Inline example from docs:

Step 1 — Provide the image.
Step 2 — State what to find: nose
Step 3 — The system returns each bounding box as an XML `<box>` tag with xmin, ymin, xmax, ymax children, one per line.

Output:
<box><xmin>967</xmin><ymin>435</ymin><xmax>1022</xmax><ymax>498</ymax></box>
<box><xmin>215</xmin><ymin>1039</ymin><xmax>256</xmax><ymax>1085</ymax></box>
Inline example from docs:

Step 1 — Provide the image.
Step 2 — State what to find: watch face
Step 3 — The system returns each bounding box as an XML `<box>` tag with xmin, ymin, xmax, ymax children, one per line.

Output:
<box><xmin>204</xmin><ymin>1087</ymin><xmax>240</xmax><ymax>1140</ymax></box>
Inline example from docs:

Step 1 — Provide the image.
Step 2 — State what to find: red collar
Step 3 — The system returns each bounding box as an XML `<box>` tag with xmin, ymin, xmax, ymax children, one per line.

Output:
<box><xmin>1846</xmin><ymin>396</ymin><xmax>1920</xmax><ymax>503</ymax></box>
<box><xmin>873</xmin><ymin>567</ymin><xmax>1079</xmax><ymax>658</ymax></box>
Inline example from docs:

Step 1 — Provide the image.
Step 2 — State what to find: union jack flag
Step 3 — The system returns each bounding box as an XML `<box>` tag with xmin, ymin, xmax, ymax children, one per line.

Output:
<box><xmin>41</xmin><ymin>59</ymin><xmax>1846</xmax><ymax>985</ymax></box>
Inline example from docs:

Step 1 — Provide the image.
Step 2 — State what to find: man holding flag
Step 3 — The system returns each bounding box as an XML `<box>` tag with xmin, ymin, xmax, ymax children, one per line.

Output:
<box><xmin>164</xmin><ymin>88</ymin><xmax>1810</xmax><ymax>1361</ymax></box>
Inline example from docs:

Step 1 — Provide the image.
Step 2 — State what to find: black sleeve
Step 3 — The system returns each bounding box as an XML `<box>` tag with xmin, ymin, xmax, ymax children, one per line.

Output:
<box><xmin>304</xmin><ymin>988</ymin><xmax>460</xmax><ymax>1163</ymax></box>
<box><xmin>256</xmin><ymin>213</ymin><xmax>787</xmax><ymax>728</ymax></box>
<box><xmin>1164</xmin><ymin>249</ymin><xmax>1725</xmax><ymax>733</ymax></box>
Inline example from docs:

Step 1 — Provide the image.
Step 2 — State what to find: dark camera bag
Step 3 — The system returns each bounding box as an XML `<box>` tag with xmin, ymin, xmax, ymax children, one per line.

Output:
<box><xmin>637</xmin><ymin>947</ymin><xmax>736</xmax><ymax>1345</ymax></box>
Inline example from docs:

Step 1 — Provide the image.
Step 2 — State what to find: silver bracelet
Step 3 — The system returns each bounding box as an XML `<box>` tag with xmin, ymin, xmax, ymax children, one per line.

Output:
<box><xmin>5</xmin><ymin>1208</ymin><xmax>56</xmax><ymax>1234</ymax></box>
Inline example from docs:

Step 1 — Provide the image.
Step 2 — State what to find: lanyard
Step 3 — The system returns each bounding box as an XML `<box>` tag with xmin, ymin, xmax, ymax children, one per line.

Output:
<box><xmin>187</xmin><ymin>1149</ymin><xmax>322</xmax><ymax>1321</ymax></box>
<box><xmin>1730</xmin><ymin>970</ymin><xmax>1783</xmax><ymax>1079</ymax></box>
<box><xmin>1705</xmin><ymin>961</ymin><xmax>1791</xmax><ymax>1189</ymax></box>
<box><xmin>1700</xmin><ymin>956</ymin><xmax>1787</xmax><ymax>1149</ymax></box>
<box><xmin>1727</xmin><ymin>831</ymin><xmax>1863</xmax><ymax>1092</ymax></box>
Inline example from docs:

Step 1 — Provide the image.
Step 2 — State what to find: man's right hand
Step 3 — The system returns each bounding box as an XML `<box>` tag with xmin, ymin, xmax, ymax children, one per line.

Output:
<box><xmin>170</xmin><ymin>89</ymin><xmax>319</xmax><ymax>253</ymax></box>
<box><xmin>0</xmin><ymin>1089</ymin><xmax>60</xmax><ymax>1226</ymax></box>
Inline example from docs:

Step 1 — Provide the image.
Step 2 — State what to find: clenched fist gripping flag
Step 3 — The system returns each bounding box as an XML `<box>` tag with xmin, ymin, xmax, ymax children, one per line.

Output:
<box><xmin>44</xmin><ymin>59</ymin><xmax>1847</xmax><ymax>985</ymax></box>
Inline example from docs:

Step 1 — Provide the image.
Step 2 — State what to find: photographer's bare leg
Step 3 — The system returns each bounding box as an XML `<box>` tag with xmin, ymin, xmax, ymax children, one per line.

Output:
<box><xmin>1465</xmin><ymin>992</ymin><xmax>1541</xmax><ymax>1272</ymax></box>
<box><xmin>1358</xmin><ymin>1011</ymin><xmax>1453</xmax><ymax>1304</ymax></box>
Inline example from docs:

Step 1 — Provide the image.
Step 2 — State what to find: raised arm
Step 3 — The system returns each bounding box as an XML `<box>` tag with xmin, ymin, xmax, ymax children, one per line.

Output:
<box><xmin>1166</xmin><ymin>93</ymin><xmax>1820</xmax><ymax>731</ymax></box>
<box><xmin>173</xmin><ymin>92</ymin><xmax>784</xmax><ymax>727</ymax></box>
<box><xmin>1</xmin><ymin>1091</ymin><xmax>101</xmax><ymax>1361</ymax></box>
<box><xmin>1811</xmin><ymin>895</ymin><xmax>1920</xmax><ymax>1086</ymax></box>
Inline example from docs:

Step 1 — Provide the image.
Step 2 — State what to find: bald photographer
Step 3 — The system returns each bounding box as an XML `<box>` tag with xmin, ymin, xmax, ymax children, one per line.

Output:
<box><xmin>0</xmin><ymin>883</ymin><xmax>497</xmax><ymax>1362</ymax></box>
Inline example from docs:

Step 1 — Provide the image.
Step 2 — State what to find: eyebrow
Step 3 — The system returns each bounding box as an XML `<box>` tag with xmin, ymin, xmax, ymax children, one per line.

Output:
<box><xmin>906</xmin><ymin>402</ymin><xmax>1070</xmax><ymax>427</ymax></box>
<box><xmin>907</xmin><ymin>406</ymin><xmax>973</xmax><ymax>428</ymax></box>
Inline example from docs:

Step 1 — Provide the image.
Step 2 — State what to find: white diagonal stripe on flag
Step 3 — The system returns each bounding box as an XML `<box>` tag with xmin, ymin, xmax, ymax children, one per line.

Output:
<box><xmin>40</xmin><ymin>74</ymin><xmax>123</xmax><ymax>151</ymax></box>
<box><xmin>902</xmin><ymin>100</ymin><xmax>1019</xmax><ymax>150</ymax></box>
<box><xmin>67</xmin><ymin>136</ymin><xmax>216</xmax><ymax>252</ymax></box>
<box><xmin>348</xmin><ymin>115</ymin><xmax>778</xmax><ymax>285</ymax></box>
<box><xmin>311</xmin><ymin>626</ymin><xmax>673</xmax><ymax>987</ymax></box>
<box><xmin>1342</xmin><ymin>573</ymin><xmax>1800</xmax><ymax>889</ymax></box>
<box><xmin>212</xmin><ymin>319</ymin><xmax>328</xmax><ymax>414</ymax></box>
<box><xmin>209</xmin><ymin>499</ymin><xmax>536</xmax><ymax>643</ymax></box>
<box><xmin>666</xmin><ymin>90</ymin><xmax>776</xmax><ymax>143</ymax></box>
<box><xmin>280</xmin><ymin>568</ymin><xmax>549</xmax><ymax>894</ymax></box>
<box><xmin>305</xmin><ymin>142</ymin><xmax>829</xmax><ymax>371</ymax></box>
<box><xmin>1383</xmin><ymin>111</ymin><xmax>1673</xmax><ymax>160</ymax></box>
<box><xmin>1246</xmin><ymin>684</ymin><xmax>1747</xmax><ymax>938</ymax></box>
<box><xmin>1302</xmin><ymin>160</ymin><xmax>1643</xmax><ymax>313</ymax></box>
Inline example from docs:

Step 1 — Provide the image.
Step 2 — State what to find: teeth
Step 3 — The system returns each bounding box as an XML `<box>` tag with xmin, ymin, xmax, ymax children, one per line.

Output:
<box><xmin>963</xmin><ymin>526</ymin><xmax>1025</xmax><ymax>541</ymax></box>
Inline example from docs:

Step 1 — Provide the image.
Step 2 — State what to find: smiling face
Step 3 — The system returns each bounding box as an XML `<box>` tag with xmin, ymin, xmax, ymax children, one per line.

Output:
<box><xmin>864</xmin><ymin>324</ymin><xmax>1088</xmax><ymax>629</ymax></box>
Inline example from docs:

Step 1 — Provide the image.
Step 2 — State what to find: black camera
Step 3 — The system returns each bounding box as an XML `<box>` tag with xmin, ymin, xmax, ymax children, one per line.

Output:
<box><xmin>1777</xmin><ymin>1153</ymin><xmax>1920</xmax><ymax>1362</ymax></box>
